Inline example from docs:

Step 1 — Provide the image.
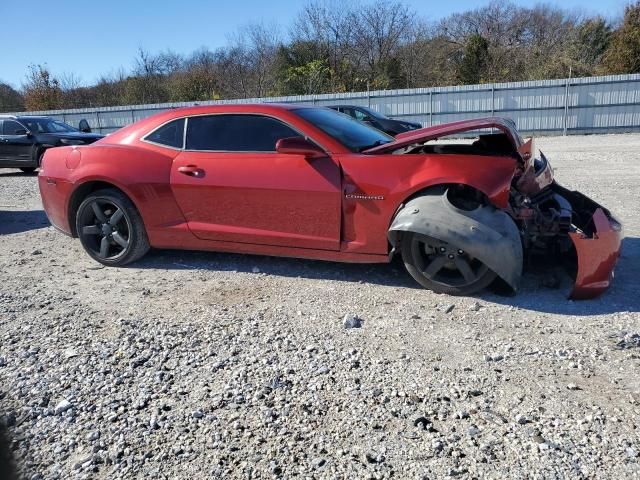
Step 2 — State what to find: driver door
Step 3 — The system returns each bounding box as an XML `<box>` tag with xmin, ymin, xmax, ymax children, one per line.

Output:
<box><xmin>170</xmin><ymin>114</ymin><xmax>342</xmax><ymax>251</ymax></box>
<box><xmin>0</xmin><ymin>119</ymin><xmax>33</xmax><ymax>163</ymax></box>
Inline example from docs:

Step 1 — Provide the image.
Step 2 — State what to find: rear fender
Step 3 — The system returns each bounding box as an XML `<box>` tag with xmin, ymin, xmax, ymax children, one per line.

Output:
<box><xmin>388</xmin><ymin>188</ymin><xmax>523</xmax><ymax>291</ymax></box>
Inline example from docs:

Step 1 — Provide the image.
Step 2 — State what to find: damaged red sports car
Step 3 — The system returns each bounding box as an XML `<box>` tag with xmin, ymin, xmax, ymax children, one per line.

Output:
<box><xmin>38</xmin><ymin>104</ymin><xmax>623</xmax><ymax>299</ymax></box>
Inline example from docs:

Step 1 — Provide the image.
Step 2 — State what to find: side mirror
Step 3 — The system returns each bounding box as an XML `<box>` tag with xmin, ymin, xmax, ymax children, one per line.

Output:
<box><xmin>78</xmin><ymin>119</ymin><xmax>92</xmax><ymax>133</ymax></box>
<box><xmin>276</xmin><ymin>136</ymin><xmax>325</xmax><ymax>158</ymax></box>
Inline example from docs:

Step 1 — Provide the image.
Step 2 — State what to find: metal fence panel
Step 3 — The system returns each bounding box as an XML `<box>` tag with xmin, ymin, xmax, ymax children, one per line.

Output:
<box><xmin>8</xmin><ymin>74</ymin><xmax>640</xmax><ymax>136</ymax></box>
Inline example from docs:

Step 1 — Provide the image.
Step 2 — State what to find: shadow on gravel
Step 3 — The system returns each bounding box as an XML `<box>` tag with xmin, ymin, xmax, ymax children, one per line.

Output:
<box><xmin>136</xmin><ymin>249</ymin><xmax>419</xmax><ymax>289</ymax></box>
<box><xmin>480</xmin><ymin>236</ymin><xmax>640</xmax><ymax>315</ymax></box>
<box><xmin>0</xmin><ymin>415</ymin><xmax>17</xmax><ymax>480</ymax></box>
<box><xmin>0</xmin><ymin>170</ymin><xmax>38</xmax><ymax>177</ymax></box>
<box><xmin>0</xmin><ymin>210</ymin><xmax>50</xmax><ymax>235</ymax></box>
<box><xmin>133</xmin><ymin>237</ymin><xmax>640</xmax><ymax>316</ymax></box>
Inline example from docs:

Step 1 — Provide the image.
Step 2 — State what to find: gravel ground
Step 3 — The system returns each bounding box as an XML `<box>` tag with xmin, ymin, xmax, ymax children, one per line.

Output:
<box><xmin>1</xmin><ymin>133</ymin><xmax>639</xmax><ymax>479</ymax></box>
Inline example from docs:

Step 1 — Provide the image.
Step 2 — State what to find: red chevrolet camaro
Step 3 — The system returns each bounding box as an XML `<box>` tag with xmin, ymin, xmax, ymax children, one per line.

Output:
<box><xmin>38</xmin><ymin>104</ymin><xmax>622</xmax><ymax>298</ymax></box>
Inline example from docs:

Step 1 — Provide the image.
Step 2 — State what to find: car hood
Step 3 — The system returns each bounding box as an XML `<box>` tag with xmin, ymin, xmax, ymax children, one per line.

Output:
<box><xmin>397</xmin><ymin>120</ymin><xmax>421</xmax><ymax>128</ymax></box>
<box><xmin>362</xmin><ymin>116</ymin><xmax>553</xmax><ymax>196</ymax></box>
<box><xmin>362</xmin><ymin>117</ymin><xmax>524</xmax><ymax>154</ymax></box>
<box><xmin>44</xmin><ymin>132</ymin><xmax>104</xmax><ymax>141</ymax></box>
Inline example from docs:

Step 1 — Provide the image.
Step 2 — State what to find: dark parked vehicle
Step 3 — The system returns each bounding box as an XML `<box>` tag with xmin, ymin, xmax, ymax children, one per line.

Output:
<box><xmin>0</xmin><ymin>115</ymin><xmax>103</xmax><ymax>173</ymax></box>
<box><xmin>328</xmin><ymin>105</ymin><xmax>421</xmax><ymax>135</ymax></box>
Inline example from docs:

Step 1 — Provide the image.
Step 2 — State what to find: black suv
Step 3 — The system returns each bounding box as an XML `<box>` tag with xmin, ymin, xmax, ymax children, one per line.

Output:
<box><xmin>328</xmin><ymin>105</ymin><xmax>421</xmax><ymax>135</ymax></box>
<box><xmin>0</xmin><ymin>115</ymin><xmax>103</xmax><ymax>173</ymax></box>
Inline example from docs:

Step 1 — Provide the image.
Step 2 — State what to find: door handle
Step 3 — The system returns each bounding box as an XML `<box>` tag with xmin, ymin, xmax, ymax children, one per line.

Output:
<box><xmin>177</xmin><ymin>165</ymin><xmax>205</xmax><ymax>177</ymax></box>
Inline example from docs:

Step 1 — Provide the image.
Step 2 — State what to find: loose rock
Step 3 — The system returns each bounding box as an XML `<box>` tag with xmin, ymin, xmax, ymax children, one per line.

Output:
<box><xmin>54</xmin><ymin>399</ymin><xmax>72</xmax><ymax>415</ymax></box>
<box><xmin>342</xmin><ymin>313</ymin><xmax>362</xmax><ymax>329</ymax></box>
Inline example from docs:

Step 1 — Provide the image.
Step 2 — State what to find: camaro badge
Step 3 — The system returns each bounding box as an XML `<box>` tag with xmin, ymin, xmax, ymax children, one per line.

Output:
<box><xmin>345</xmin><ymin>194</ymin><xmax>385</xmax><ymax>200</ymax></box>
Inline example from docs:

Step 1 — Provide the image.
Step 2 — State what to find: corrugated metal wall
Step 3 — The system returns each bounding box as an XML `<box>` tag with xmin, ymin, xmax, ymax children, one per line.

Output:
<box><xmin>10</xmin><ymin>74</ymin><xmax>640</xmax><ymax>135</ymax></box>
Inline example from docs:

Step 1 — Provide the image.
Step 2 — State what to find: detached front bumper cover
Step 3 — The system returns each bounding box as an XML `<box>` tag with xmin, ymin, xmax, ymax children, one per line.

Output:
<box><xmin>569</xmin><ymin>207</ymin><xmax>623</xmax><ymax>300</ymax></box>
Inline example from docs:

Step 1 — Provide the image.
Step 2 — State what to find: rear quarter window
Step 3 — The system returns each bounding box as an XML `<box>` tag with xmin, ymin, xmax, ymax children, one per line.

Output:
<box><xmin>144</xmin><ymin>118</ymin><xmax>185</xmax><ymax>149</ymax></box>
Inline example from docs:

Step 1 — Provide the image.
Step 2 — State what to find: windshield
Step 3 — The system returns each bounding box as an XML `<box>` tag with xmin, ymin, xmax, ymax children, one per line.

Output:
<box><xmin>294</xmin><ymin>107</ymin><xmax>393</xmax><ymax>152</ymax></box>
<box><xmin>20</xmin><ymin>118</ymin><xmax>78</xmax><ymax>134</ymax></box>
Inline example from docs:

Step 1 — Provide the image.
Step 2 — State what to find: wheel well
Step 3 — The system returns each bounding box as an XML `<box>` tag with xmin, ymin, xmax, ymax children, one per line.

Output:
<box><xmin>405</xmin><ymin>184</ymin><xmax>490</xmax><ymax>208</ymax></box>
<box><xmin>392</xmin><ymin>183</ymin><xmax>490</xmax><ymax>224</ymax></box>
<box><xmin>67</xmin><ymin>181</ymin><xmax>128</xmax><ymax>237</ymax></box>
<box><xmin>388</xmin><ymin>183</ymin><xmax>491</xmax><ymax>253</ymax></box>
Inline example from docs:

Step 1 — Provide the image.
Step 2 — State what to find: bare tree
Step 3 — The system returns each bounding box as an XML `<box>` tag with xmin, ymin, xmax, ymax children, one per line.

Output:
<box><xmin>218</xmin><ymin>22</ymin><xmax>281</xmax><ymax>98</ymax></box>
<box><xmin>396</xmin><ymin>20</ymin><xmax>432</xmax><ymax>88</ymax></box>
<box><xmin>133</xmin><ymin>48</ymin><xmax>164</xmax><ymax>77</ymax></box>
<box><xmin>157</xmin><ymin>50</ymin><xmax>185</xmax><ymax>75</ymax></box>
<box><xmin>128</xmin><ymin>48</ymin><xmax>171</xmax><ymax>103</ymax></box>
<box><xmin>519</xmin><ymin>4</ymin><xmax>580</xmax><ymax>79</ymax></box>
<box><xmin>351</xmin><ymin>1</ymin><xmax>412</xmax><ymax>88</ymax></box>
<box><xmin>92</xmin><ymin>69</ymin><xmax>129</xmax><ymax>106</ymax></box>
<box><xmin>438</xmin><ymin>2</ymin><xmax>527</xmax><ymax>81</ymax></box>
<box><xmin>292</xmin><ymin>1</ymin><xmax>359</xmax><ymax>91</ymax></box>
<box><xmin>58</xmin><ymin>72</ymin><xmax>88</xmax><ymax>108</ymax></box>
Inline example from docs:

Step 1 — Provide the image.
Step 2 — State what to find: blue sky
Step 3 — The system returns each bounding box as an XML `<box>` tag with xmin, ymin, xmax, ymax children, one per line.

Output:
<box><xmin>0</xmin><ymin>0</ymin><xmax>629</xmax><ymax>88</ymax></box>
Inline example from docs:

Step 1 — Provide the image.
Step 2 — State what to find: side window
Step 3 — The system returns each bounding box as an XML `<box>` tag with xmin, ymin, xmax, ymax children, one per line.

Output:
<box><xmin>145</xmin><ymin>118</ymin><xmax>185</xmax><ymax>148</ymax></box>
<box><xmin>3</xmin><ymin>120</ymin><xmax>26</xmax><ymax>135</ymax></box>
<box><xmin>186</xmin><ymin>115</ymin><xmax>298</xmax><ymax>152</ymax></box>
<box><xmin>21</xmin><ymin>120</ymin><xmax>42</xmax><ymax>133</ymax></box>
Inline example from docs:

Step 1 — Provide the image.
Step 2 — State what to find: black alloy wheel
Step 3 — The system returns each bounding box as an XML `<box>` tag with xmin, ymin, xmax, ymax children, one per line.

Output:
<box><xmin>76</xmin><ymin>189</ymin><xmax>149</xmax><ymax>266</ymax></box>
<box><xmin>401</xmin><ymin>233</ymin><xmax>497</xmax><ymax>295</ymax></box>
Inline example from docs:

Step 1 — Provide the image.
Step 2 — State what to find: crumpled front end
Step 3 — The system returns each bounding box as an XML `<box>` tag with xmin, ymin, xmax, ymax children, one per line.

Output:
<box><xmin>380</xmin><ymin>117</ymin><xmax>623</xmax><ymax>299</ymax></box>
<box><xmin>513</xmin><ymin>181</ymin><xmax>623</xmax><ymax>300</ymax></box>
<box><xmin>508</xmin><ymin>141</ymin><xmax>623</xmax><ymax>299</ymax></box>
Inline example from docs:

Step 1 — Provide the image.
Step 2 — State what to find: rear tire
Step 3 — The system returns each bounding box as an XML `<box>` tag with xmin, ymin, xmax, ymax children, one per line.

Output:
<box><xmin>19</xmin><ymin>167</ymin><xmax>36</xmax><ymax>174</ymax></box>
<box><xmin>75</xmin><ymin>188</ymin><xmax>150</xmax><ymax>266</ymax></box>
<box><xmin>401</xmin><ymin>232</ymin><xmax>496</xmax><ymax>296</ymax></box>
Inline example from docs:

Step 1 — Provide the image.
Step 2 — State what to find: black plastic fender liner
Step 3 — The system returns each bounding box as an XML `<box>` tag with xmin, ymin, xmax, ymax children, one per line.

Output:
<box><xmin>388</xmin><ymin>190</ymin><xmax>523</xmax><ymax>292</ymax></box>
